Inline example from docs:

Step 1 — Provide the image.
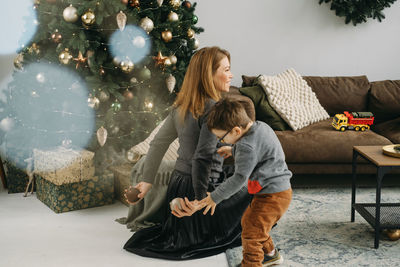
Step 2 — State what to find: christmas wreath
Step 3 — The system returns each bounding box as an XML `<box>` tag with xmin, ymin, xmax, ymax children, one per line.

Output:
<box><xmin>319</xmin><ymin>0</ymin><xmax>397</xmax><ymax>26</ymax></box>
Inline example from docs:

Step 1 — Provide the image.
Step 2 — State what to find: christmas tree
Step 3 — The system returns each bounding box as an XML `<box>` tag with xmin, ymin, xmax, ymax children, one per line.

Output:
<box><xmin>0</xmin><ymin>0</ymin><xmax>203</xmax><ymax>172</ymax></box>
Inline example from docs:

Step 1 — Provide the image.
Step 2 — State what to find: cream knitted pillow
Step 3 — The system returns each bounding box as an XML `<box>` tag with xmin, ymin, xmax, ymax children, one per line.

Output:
<box><xmin>126</xmin><ymin>119</ymin><xmax>179</xmax><ymax>163</ymax></box>
<box><xmin>257</xmin><ymin>68</ymin><xmax>329</xmax><ymax>131</ymax></box>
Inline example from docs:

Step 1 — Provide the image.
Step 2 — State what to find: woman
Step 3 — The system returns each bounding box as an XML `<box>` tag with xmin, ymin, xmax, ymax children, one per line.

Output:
<box><xmin>123</xmin><ymin>46</ymin><xmax>252</xmax><ymax>260</ymax></box>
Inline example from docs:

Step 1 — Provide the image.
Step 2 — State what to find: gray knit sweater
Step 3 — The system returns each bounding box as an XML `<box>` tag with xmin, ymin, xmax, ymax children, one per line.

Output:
<box><xmin>142</xmin><ymin>100</ymin><xmax>223</xmax><ymax>200</ymax></box>
<box><xmin>210</xmin><ymin>121</ymin><xmax>292</xmax><ymax>204</ymax></box>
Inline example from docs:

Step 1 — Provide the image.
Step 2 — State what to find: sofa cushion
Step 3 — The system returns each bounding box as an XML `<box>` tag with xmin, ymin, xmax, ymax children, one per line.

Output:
<box><xmin>241</xmin><ymin>75</ymin><xmax>258</xmax><ymax>87</ymax></box>
<box><xmin>369</xmin><ymin>80</ymin><xmax>400</xmax><ymax>124</ymax></box>
<box><xmin>257</xmin><ymin>69</ymin><xmax>329</xmax><ymax>131</ymax></box>
<box><xmin>373</xmin><ymin>117</ymin><xmax>400</xmax><ymax>144</ymax></box>
<box><xmin>302</xmin><ymin>76</ymin><xmax>370</xmax><ymax>116</ymax></box>
<box><xmin>275</xmin><ymin>118</ymin><xmax>392</xmax><ymax>164</ymax></box>
<box><xmin>239</xmin><ymin>85</ymin><xmax>290</xmax><ymax>131</ymax></box>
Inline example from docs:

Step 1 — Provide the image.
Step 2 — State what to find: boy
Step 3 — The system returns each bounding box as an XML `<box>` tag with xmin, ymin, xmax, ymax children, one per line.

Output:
<box><xmin>200</xmin><ymin>97</ymin><xmax>292</xmax><ymax>267</ymax></box>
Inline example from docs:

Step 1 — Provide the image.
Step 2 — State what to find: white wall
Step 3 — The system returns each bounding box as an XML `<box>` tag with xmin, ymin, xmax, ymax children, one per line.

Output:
<box><xmin>1</xmin><ymin>0</ymin><xmax>400</xmax><ymax>88</ymax></box>
<box><xmin>195</xmin><ymin>0</ymin><xmax>400</xmax><ymax>86</ymax></box>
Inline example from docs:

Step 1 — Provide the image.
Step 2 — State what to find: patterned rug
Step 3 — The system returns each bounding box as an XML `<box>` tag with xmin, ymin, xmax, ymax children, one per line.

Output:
<box><xmin>226</xmin><ymin>187</ymin><xmax>400</xmax><ymax>267</ymax></box>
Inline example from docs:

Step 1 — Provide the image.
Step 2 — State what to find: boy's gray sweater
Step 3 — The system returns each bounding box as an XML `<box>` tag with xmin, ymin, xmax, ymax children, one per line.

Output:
<box><xmin>210</xmin><ymin>121</ymin><xmax>292</xmax><ymax>204</ymax></box>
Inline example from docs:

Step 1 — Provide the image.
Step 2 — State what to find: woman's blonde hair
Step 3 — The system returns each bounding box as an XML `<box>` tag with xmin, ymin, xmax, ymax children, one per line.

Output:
<box><xmin>173</xmin><ymin>46</ymin><xmax>230</xmax><ymax>121</ymax></box>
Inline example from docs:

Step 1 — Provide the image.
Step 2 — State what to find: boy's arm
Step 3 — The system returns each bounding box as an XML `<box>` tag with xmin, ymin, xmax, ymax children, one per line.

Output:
<box><xmin>210</xmin><ymin>143</ymin><xmax>257</xmax><ymax>204</ymax></box>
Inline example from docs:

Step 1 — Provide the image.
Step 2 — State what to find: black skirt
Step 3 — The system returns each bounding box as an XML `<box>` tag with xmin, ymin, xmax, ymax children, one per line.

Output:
<box><xmin>123</xmin><ymin>167</ymin><xmax>252</xmax><ymax>260</ymax></box>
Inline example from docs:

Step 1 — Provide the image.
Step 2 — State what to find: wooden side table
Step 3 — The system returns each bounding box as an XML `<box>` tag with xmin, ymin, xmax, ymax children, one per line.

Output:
<box><xmin>351</xmin><ymin>146</ymin><xmax>400</xmax><ymax>248</ymax></box>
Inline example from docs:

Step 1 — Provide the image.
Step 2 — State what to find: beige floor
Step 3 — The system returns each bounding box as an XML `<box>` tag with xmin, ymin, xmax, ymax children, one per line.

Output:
<box><xmin>0</xmin><ymin>186</ymin><xmax>228</xmax><ymax>267</ymax></box>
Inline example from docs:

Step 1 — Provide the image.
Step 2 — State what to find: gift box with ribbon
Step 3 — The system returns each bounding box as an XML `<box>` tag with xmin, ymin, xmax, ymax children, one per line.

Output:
<box><xmin>33</xmin><ymin>147</ymin><xmax>95</xmax><ymax>185</ymax></box>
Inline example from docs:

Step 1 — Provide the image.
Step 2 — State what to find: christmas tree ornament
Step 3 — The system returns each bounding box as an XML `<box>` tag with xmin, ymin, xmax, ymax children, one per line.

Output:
<box><xmin>120</xmin><ymin>60</ymin><xmax>134</xmax><ymax>73</ymax></box>
<box><xmin>81</xmin><ymin>9</ymin><xmax>96</xmax><ymax>28</ymax></box>
<box><xmin>88</xmin><ymin>95</ymin><xmax>100</xmax><ymax>109</ymax></box>
<box><xmin>193</xmin><ymin>38</ymin><xmax>199</xmax><ymax>49</ymax></box>
<box><xmin>139</xmin><ymin>17</ymin><xmax>154</xmax><ymax>33</ymax></box>
<box><xmin>86</xmin><ymin>50</ymin><xmax>95</xmax><ymax>69</ymax></box>
<box><xmin>168</xmin><ymin>11</ymin><xmax>179</xmax><ymax>22</ymax></box>
<box><xmin>116</xmin><ymin>11</ymin><xmax>127</xmax><ymax>31</ymax></box>
<box><xmin>59</xmin><ymin>48</ymin><xmax>73</xmax><ymax>65</ymax></box>
<box><xmin>166</xmin><ymin>74</ymin><xmax>176</xmax><ymax>93</ymax></box>
<box><xmin>98</xmin><ymin>90</ymin><xmax>110</xmax><ymax>102</ymax></box>
<box><xmin>187</xmin><ymin>28</ymin><xmax>195</xmax><ymax>38</ymax></box>
<box><xmin>157</xmin><ymin>0</ymin><xmax>164</xmax><ymax>6</ymax></box>
<box><xmin>387</xmin><ymin>229</ymin><xmax>400</xmax><ymax>241</ymax></box>
<box><xmin>130</xmin><ymin>0</ymin><xmax>140</xmax><ymax>9</ymax></box>
<box><xmin>192</xmin><ymin>14</ymin><xmax>198</xmax><ymax>24</ymax></box>
<box><xmin>153</xmin><ymin>51</ymin><xmax>168</xmax><ymax>68</ymax></box>
<box><xmin>97</xmin><ymin>126</ymin><xmax>108</xmax><ymax>146</ymax></box>
<box><xmin>169</xmin><ymin>0</ymin><xmax>181</xmax><ymax>9</ymax></box>
<box><xmin>161</xmin><ymin>30</ymin><xmax>173</xmax><ymax>42</ymax></box>
<box><xmin>130</xmin><ymin>77</ymin><xmax>138</xmax><ymax>84</ymax></box>
<box><xmin>113</xmin><ymin>57</ymin><xmax>121</xmax><ymax>66</ymax></box>
<box><xmin>123</xmin><ymin>89</ymin><xmax>134</xmax><ymax>100</ymax></box>
<box><xmin>183</xmin><ymin>1</ymin><xmax>191</xmax><ymax>9</ymax></box>
<box><xmin>63</xmin><ymin>5</ymin><xmax>78</xmax><ymax>23</ymax></box>
<box><xmin>111</xmin><ymin>101</ymin><xmax>122</xmax><ymax>112</ymax></box>
<box><xmin>73</xmin><ymin>51</ymin><xmax>88</xmax><ymax>69</ymax></box>
<box><xmin>169</xmin><ymin>55</ymin><xmax>177</xmax><ymax>65</ymax></box>
<box><xmin>164</xmin><ymin>58</ymin><xmax>172</xmax><ymax>66</ymax></box>
<box><xmin>138</xmin><ymin>67</ymin><xmax>151</xmax><ymax>80</ymax></box>
<box><xmin>121</xmin><ymin>0</ymin><xmax>129</xmax><ymax>5</ymax></box>
<box><xmin>13</xmin><ymin>53</ymin><xmax>24</xmax><ymax>70</ymax></box>
<box><xmin>51</xmin><ymin>29</ymin><xmax>62</xmax><ymax>43</ymax></box>
<box><xmin>28</xmin><ymin>43</ymin><xmax>40</xmax><ymax>55</ymax></box>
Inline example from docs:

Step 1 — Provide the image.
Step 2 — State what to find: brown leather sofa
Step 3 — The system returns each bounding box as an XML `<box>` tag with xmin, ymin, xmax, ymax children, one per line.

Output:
<box><xmin>229</xmin><ymin>75</ymin><xmax>400</xmax><ymax>175</ymax></box>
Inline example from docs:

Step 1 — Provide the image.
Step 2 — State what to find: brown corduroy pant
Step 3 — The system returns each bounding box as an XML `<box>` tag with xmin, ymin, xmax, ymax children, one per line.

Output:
<box><xmin>241</xmin><ymin>188</ymin><xmax>292</xmax><ymax>267</ymax></box>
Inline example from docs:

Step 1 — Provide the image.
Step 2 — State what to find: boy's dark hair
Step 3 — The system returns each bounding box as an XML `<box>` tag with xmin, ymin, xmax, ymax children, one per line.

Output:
<box><xmin>207</xmin><ymin>97</ymin><xmax>253</xmax><ymax>131</ymax></box>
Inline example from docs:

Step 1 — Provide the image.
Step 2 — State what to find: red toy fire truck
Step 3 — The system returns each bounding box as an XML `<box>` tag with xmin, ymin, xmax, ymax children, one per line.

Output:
<box><xmin>332</xmin><ymin>111</ymin><xmax>374</xmax><ymax>131</ymax></box>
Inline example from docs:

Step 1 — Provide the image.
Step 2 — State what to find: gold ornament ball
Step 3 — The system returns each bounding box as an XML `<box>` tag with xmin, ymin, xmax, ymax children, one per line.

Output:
<box><xmin>168</xmin><ymin>11</ymin><xmax>179</xmax><ymax>22</ymax></box>
<box><xmin>120</xmin><ymin>60</ymin><xmax>134</xmax><ymax>73</ymax></box>
<box><xmin>387</xmin><ymin>230</ymin><xmax>400</xmax><ymax>241</ymax></box>
<box><xmin>59</xmin><ymin>48</ymin><xmax>73</xmax><ymax>65</ymax></box>
<box><xmin>130</xmin><ymin>0</ymin><xmax>140</xmax><ymax>8</ymax></box>
<box><xmin>121</xmin><ymin>0</ymin><xmax>129</xmax><ymax>4</ymax></box>
<box><xmin>187</xmin><ymin>28</ymin><xmax>195</xmax><ymax>38</ymax></box>
<box><xmin>82</xmin><ymin>10</ymin><xmax>96</xmax><ymax>27</ymax></box>
<box><xmin>51</xmin><ymin>29</ymin><xmax>62</xmax><ymax>43</ymax></box>
<box><xmin>138</xmin><ymin>67</ymin><xmax>151</xmax><ymax>81</ymax></box>
<box><xmin>139</xmin><ymin>17</ymin><xmax>154</xmax><ymax>33</ymax></box>
<box><xmin>113</xmin><ymin>57</ymin><xmax>121</xmax><ymax>66</ymax></box>
<box><xmin>63</xmin><ymin>5</ymin><xmax>78</xmax><ymax>23</ymax></box>
<box><xmin>169</xmin><ymin>0</ymin><xmax>181</xmax><ymax>9</ymax></box>
<box><xmin>123</xmin><ymin>90</ymin><xmax>134</xmax><ymax>100</ymax></box>
<box><xmin>14</xmin><ymin>53</ymin><xmax>24</xmax><ymax>70</ymax></box>
<box><xmin>161</xmin><ymin>30</ymin><xmax>173</xmax><ymax>42</ymax></box>
<box><xmin>169</xmin><ymin>55</ymin><xmax>177</xmax><ymax>65</ymax></box>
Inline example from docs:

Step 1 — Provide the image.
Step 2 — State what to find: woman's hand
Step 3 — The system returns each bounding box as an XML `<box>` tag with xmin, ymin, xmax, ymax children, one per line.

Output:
<box><xmin>123</xmin><ymin>182</ymin><xmax>152</xmax><ymax>205</ymax></box>
<box><xmin>199</xmin><ymin>192</ymin><xmax>217</xmax><ymax>215</ymax></box>
<box><xmin>217</xmin><ymin>146</ymin><xmax>232</xmax><ymax>159</ymax></box>
<box><xmin>171</xmin><ymin>197</ymin><xmax>202</xmax><ymax>218</ymax></box>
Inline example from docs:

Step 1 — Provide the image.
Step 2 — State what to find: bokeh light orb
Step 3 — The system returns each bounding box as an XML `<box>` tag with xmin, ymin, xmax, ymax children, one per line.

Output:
<box><xmin>109</xmin><ymin>25</ymin><xmax>151</xmax><ymax>64</ymax></box>
<box><xmin>1</xmin><ymin>63</ymin><xmax>95</xmax><ymax>170</ymax></box>
<box><xmin>0</xmin><ymin>0</ymin><xmax>38</xmax><ymax>54</ymax></box>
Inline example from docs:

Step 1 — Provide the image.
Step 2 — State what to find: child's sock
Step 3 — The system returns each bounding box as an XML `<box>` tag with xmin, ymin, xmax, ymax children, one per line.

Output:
<box><xmin>267</xmin><ymin>249</ymin><xmax>275</xmax><ymax>256</ymax></box>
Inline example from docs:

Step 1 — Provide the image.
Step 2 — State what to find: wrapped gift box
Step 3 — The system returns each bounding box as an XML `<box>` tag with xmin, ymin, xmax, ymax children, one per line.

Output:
<box><xmin>4</xmin><ymin>161</ymin><xmax>32</xmax><ymax>193</ymax></box>
<box><xmin>109</xmin><ymin>163</ymin><xmax>134</xmax><ymax>206</ymax></box>
<box><xmin>33</xmin><ymin>147</ymin><xmax>95</xmax><ymax>185</ymax></box>
<box><xmin>35</xmin><ymin>171</ymin><xmax>114</xmax><ymax>213</ymax></box>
